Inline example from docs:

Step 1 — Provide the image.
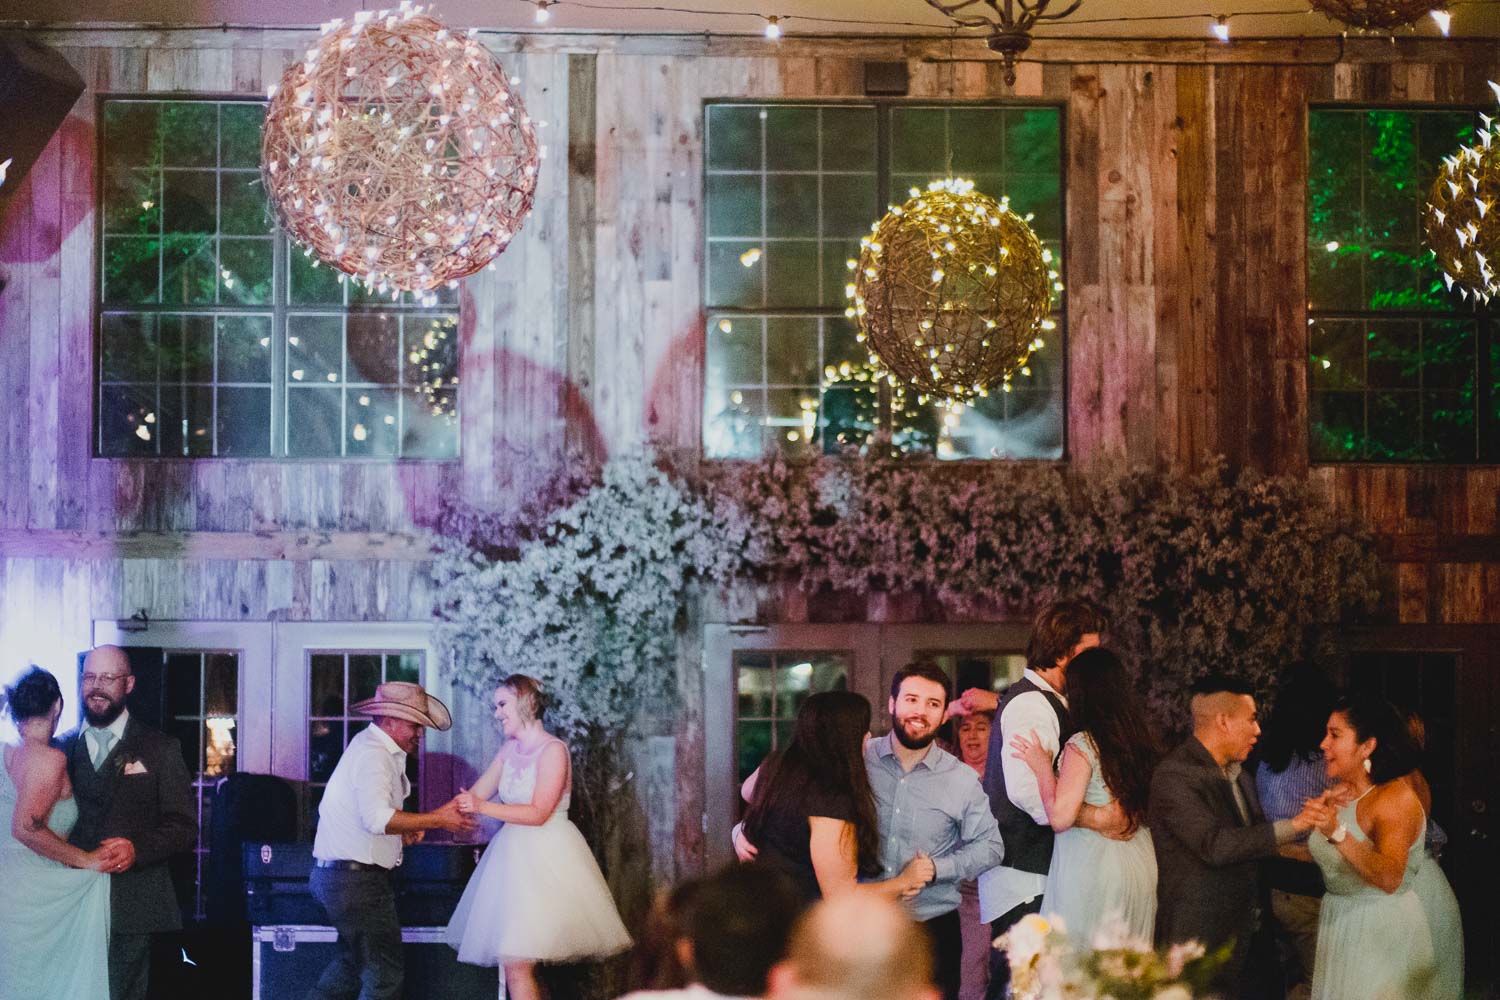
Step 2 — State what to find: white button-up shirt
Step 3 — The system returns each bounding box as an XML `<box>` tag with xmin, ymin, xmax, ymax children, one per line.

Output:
<box><xmin>978</xmin><ymin>669</ymin><xmax>1067</xmax><ymax>923</ymax></box>
<box><xmin>312</xmin><ymin>724</ymin><xmax>410</xmax><ymax>869</ymax></box>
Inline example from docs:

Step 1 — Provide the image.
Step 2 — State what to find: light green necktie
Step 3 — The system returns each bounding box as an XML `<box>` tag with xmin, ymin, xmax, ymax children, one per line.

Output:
<box><xmin>90</xmin><ymin>728</ymin><xmax>116</xmax><ymax>769</ymax></box>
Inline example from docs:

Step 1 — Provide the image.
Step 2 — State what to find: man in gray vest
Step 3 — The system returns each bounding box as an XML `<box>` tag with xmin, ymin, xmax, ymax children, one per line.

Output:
<box><xmin>952</xmin><ymin>599</ymin><xmax>1128</xmax><ymax>999</ymax></box>
<box><xmin>63</xmin><ymin>645</ymin><xmax>198</xmax><ymax>1000</ymax></box>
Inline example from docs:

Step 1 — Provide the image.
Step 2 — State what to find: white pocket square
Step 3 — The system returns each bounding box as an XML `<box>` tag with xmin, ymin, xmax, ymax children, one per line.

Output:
<box><xmin>122</xmin><ymin>760</ymin><xmax>149</xmax><ymax>775</ymax></box>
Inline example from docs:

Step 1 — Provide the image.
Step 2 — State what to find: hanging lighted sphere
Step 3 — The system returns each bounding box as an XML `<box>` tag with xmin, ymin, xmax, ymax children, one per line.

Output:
<box><xmin>261</xmin><ymin>3</ymin><xmax>540</xmax><ymax>301</ymax></box>
<box><xmin>1424</xmin><ymin>101</ymin><xmax>1499</xmax><ymax>304</ymax></box>
<box><xmin>1307</xmin><ymin>0</ymin><xmax>1440</xmax><ymax>31</ymax></box>
<box><xmin>846</xmin><ymin>178</ymin><xmax>1059</xmax><ymax>402</ymax></box>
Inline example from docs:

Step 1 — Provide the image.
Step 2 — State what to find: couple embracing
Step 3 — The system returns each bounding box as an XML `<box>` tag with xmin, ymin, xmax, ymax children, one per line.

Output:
<box><xmin>0</xmin><ymin>646</ymin><xmax>197</xmax><ymax>1000</ymax></box>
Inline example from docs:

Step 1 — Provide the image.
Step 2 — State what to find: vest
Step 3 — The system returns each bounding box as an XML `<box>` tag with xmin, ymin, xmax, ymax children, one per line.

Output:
<box><xmin>67</xmin><ymin>732</ymin><xmax>115</xmax><ymax>851</ymax></box>
<box><xmin>982</xmin><ymin>676</ymin><xmax>1074</xmax><ymax>876</ymax></box>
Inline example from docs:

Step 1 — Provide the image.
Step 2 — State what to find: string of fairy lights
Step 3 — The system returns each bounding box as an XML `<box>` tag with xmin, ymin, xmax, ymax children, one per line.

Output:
<box><xmin>513</xmin><ymin>0</ymin><xmax>1487</xmax><ymax>40</ymax></box>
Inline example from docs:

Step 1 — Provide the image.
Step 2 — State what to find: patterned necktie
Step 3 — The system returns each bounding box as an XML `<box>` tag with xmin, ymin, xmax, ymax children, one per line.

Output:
<box><xmin>90</xmin><ymin>728</ymin><xmax>116</xmax><ymax>769</ymax></box>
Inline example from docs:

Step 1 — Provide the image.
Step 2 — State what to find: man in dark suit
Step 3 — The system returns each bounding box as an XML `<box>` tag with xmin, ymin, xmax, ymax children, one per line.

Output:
<box><xmin>1148</xmin><ymin>675</ymin><xmax>1318</xmax><ymax>998</ymax></box>
<box><xmin>64</xmin><ymin>645</ymin><xmax>198</xmax><ymax>1000</ymax></box>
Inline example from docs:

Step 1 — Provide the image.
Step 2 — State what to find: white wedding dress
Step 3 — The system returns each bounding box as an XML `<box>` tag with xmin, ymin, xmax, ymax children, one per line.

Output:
<box><xmin>445</xmin><ymin>738</ymin><xmax>632</xmax><ymax>968</ymax></box>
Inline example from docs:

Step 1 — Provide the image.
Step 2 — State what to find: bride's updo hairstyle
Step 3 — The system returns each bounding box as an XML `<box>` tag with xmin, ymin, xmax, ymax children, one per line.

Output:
<box><xmin>3</xmin><ymin>666</ymin><xmax>63</xmax><ymax>724</ymax></box>
<box><xmin>502</xmin><ymin>673</ymin><xmax>548</xmax><ymax>724</ymax></box>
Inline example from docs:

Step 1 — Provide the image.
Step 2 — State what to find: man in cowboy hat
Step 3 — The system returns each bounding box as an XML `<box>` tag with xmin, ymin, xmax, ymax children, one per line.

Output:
<box><xmin>309</xmin><ymin>681</ymin><xmax>476</xmax><ymax>1000</ymax></box>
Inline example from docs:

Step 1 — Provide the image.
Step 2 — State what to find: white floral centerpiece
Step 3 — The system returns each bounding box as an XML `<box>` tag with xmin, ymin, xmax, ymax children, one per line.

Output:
<box><xmin>999</xmin><ymin>913</ymin><xmax>1228</xmax><ymax>1000</ymax></box>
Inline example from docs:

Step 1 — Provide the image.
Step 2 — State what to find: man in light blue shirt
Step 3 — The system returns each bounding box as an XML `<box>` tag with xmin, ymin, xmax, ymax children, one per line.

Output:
<box><xmin>868</xmin><ymin>662</ymin><xmax>1004</xmax><ymax>1000</ymax></box>
<box><xmin>735</xmin><ymin>662</ymin><xmax>1003</xmax><ymax>1000</ymax></box>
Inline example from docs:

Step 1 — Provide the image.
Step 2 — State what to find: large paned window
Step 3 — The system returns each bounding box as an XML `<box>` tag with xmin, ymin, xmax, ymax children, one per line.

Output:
<box><xmin>1307</xmin><ymin>108</ymin><xmax>1496</xmax><ymax>462</ymax></box>
<box><xmin>97</xmin><ymin>98</ymin><xmax>460</xmax><ymax>458</ymax></box>
<box><xmin>704</xmin><ymin>103</ymin><xmax>1066</xmax><ymax>460</ymax></box>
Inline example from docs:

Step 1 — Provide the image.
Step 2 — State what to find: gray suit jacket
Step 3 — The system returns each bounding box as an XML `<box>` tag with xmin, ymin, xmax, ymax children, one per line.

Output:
<box><xmin>1148</xmin><ymin>737</ymin><xmax>1279</xmax><ymax>977</ymax></box>
<box><xmin>63</xmin><ymin>716</ymin><xmax>198</xmax><ymax>934</ymax></box>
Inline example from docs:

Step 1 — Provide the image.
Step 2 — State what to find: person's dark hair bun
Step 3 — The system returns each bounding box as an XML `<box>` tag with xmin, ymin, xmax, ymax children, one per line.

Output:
<box><xmin>4</xmin><ymin>666</ymin><xmax>63</xmax><ymax>724</ymax></box>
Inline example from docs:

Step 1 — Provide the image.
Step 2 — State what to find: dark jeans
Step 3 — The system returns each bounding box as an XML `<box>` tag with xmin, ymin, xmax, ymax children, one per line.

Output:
<box><xmin>109</xmin><ymin>931</ymin><xmax>152</xmax><ymax>1000</ymax></box>
<box><xmin>920</xmin><ymin>908</ymin><xmax>963</xmax><ymax>1000</ymax></box>
<box><xmin>308</xmin><ymin>865</ymin><xmax>404</xmax><ymax>1000</ymax></box>
<box><xmin>985</xmin><ymin>896</ymin><xmax>1043</xmax><ymax>1000</ymax></box>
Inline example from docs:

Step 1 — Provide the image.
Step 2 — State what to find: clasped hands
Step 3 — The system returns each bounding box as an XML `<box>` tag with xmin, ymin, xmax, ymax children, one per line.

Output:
<box><xmin>87</xmin><ymin>837</ymin><xmax>135</xmax><ymax>873</ymax></box>
<box><xmin>1294</xmin><ymin>786</ymin><xmax>1351</xmax><ymax>837</ymax></box>
<box><xmin>945</xmin><ymin>687</ymin><xmax>1000</xmax><ymax>722</ymax></box>
<box><xmin>424</xmin><ymin>794</ymin><xmax>479</xmax><ymax>839</ymax></box>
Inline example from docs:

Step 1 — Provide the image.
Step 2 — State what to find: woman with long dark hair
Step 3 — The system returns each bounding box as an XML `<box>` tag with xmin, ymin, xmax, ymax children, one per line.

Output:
<box><xmin>1304</xmin><ymin>693</ymin><xmax>1462</xmax><ymax>1000</ymax></box>
<box><xmin>1010</xmin><ymin>647</ymin><xmax>1162</xmax><ymax>941</ymax></box>
<box><xmin>742</xmin><ymin>690</ymin><xmax>929</xmax><ymax>902</ymax></box>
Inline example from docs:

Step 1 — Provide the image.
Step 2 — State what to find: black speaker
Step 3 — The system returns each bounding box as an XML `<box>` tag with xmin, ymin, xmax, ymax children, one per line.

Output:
<box><xmin>0</xmin><ymin>33</ymin><xmax>85</xmax><ymax>200</ymax></box>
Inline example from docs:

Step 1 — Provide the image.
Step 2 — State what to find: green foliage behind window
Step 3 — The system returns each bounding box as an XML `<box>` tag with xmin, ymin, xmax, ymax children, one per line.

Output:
<box><xmin>1307</xmin><ymin>108</ymin><xmax>1494</xmax><ymax>463</ymax></box>
<box><xmin>97</xmin><ymin>98</ymin><xmax>459</xmax><ymax>459</ymax></box>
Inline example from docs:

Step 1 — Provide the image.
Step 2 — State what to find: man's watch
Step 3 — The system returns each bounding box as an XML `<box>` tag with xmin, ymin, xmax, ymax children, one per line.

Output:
<box><xmin>1329</xmin><ymin>823</ymin><xmax>1348</xmax><ymax>844</ymax></box>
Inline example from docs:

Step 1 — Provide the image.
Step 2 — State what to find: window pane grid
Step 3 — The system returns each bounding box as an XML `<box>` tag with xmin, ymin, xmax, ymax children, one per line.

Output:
<box><xmin>307</xmin><ymin>650</ymin><xmax>424</xmax><ymax>832</ymax></box>
<box><xmin>163</xmin><ymin>649</ymin><xmax>239</xmax><ymax>922</ymax></box>
<box><xmin>705</xmin><ymin>101</ymin><xmax>1065</xmax><ymax>461</ymax></box>
<box><xmin>98</xmin><ymin>98</ymin><xmax>459</xmax><ymax>458</ymax></box>
<box><xmin>734</xmin><ymin>651</ymin><xmax>851</xmax><ymax>783</ymax></box>
<box><xmin>1307</xmin><ymin>107</ymin><xmax>1494</xmax><ymax>463</ymax></box>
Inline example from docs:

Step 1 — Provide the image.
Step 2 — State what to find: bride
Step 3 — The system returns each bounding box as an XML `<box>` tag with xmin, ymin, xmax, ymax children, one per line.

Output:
<box><xmin>1</xmin><ymin>666</ymin><xmax>132</xmax><ymax>1000</ymax></box>
<box><xmin>445</xmin><ymin>674</ymin><xmax>631</xmax><ymax>1000</ymax></box>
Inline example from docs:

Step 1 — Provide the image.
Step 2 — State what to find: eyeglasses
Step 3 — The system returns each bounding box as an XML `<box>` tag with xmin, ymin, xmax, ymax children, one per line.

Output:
<box><xmin>81</xmin><ymin>672</ymin><xmax>130</xmax><ymax>685</ymax></box>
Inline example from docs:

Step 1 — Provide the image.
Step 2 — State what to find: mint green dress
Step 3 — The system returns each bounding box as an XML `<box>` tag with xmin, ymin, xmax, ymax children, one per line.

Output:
<box><xmin>1041</xmin><ymin>732</ymin><xmax>1157</xmax><ymax>945</ymax></box>
<box><xmin>1308</xmin><ymin>791</ymin><xmax>1462</xmax><ymax>1000</ymax></box>
<box><xmin>0</xmin><ymin>750</ymin><xmax>112</xmax><ymax>1000</ymax></box>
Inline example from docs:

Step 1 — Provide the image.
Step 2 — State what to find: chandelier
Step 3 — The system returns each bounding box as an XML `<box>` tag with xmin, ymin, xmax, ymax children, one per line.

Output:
<box><xmin>1423</xmin><ymin>91</ymin><xmax>1499</xmax><ymax>304</ymax></box>
<box><xmin>261</xmin><ymin>4</ymin><xmax>540</xmax><ymax>301</ymax></box>
<box><xmin>922</xmin><ymin>0</ymin><xmax>1084</xmax><ymax>85</ymax></box>
<box><xmin>846</xmin><ymin>178</ymin><xmax>1059</xmax><ymax>403</ymax></box>
<box><xmin>1307</xmin><ymin>0</ymin><xmax>1440</xmax><ymax>32</ymax></box>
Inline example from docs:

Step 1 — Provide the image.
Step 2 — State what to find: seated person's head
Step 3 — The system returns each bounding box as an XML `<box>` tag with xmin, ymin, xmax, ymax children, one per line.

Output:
<box><xmin>680</xmin><ymin>864</ymin><xmax>802</xmax><ymax>997</ymax></box>
<box><xmin>768</xmin><ymin>894</ymin><xmax>938</xmax><ymax>1000</ymax></box>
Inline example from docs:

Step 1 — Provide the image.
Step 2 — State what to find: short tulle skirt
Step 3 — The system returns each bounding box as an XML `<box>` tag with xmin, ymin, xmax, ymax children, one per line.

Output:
<box><xmin>445</xmin><ymin>814</ymin><xmax>632</xmax><ymax>966</ymax></box>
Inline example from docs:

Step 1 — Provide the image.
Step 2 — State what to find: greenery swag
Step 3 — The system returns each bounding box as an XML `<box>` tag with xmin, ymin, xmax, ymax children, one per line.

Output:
<box><xmin>434</xmin><ymin>451</ymin><xmax>1382</xmax><ymax>744</ymax></box>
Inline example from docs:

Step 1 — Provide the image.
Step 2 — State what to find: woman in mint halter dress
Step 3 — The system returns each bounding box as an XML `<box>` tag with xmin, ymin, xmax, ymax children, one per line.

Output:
<box><xmin>1010</xmin><ymin>648</ymin><xmax>1163</xmax><ymax>945</ymax></box>
<box><xmin>1305</xmin><ymin>694</ymin><xmax>1463</xmax><ymax>1000</ymax></box>
<box><xmin>1</xmin><ymin>667</ymin><xmax>129</xmax><ymax>1000</ymax></box>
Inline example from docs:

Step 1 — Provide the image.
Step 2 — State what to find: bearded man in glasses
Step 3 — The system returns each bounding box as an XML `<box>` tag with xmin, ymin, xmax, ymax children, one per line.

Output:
<box><xmin>62</xmin><ymin>644</ymin><xmax>197</xmax><ymax>1000</ymax></box>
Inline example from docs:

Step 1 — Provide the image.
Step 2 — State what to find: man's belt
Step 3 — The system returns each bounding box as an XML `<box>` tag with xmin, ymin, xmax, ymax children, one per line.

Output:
<box><xmin>314</xmin><ymin>859</ymin><xmax>389</xmax><ymax>872</ymax></box>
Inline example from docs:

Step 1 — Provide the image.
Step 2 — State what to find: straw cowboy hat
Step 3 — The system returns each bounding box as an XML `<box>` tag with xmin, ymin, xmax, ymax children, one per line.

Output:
<box><xmin>352</xmin><ymin>681</ymin><xmax>452</xmax><ymax>731</ymax></box>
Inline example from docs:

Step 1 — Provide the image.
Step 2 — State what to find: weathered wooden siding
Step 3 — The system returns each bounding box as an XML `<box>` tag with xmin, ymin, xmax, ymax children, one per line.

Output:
<box><xmin>0</xmin><ymin>33</ymin><xmax>1498</xmax><ymax>882</ymax></box>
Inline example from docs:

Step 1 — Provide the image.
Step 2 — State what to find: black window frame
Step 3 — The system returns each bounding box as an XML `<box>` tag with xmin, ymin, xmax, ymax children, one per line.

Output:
<box><xmin>701</xmin><ymin>97</ymin><xmax>1071</xmax><ymax>463</ymax></box>
<box><xmin>92</xmin><ymin>93</ymin><xmax>462</xmax><ymax>462</ymax></box>
<box><xmin>1306</xmin><ymin>101</ymin><xmax>1497</xmax><ymax>465</ymax></box>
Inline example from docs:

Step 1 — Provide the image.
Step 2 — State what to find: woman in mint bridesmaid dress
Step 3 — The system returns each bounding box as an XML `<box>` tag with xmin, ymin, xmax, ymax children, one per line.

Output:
<box><xmin>0</xmin><ymin>667</ymin><xmax>122</xmax><ymax>1000</ymax></box>
<box><xmin>1010</xmin><ymin>648</ymin><xmax>1163</xmax><ymax>945</ymax></box>
<box><xmin>1306</xmin><ymin>694</ymin><xmax>1463</xmax><ymax>1000</ymax></box>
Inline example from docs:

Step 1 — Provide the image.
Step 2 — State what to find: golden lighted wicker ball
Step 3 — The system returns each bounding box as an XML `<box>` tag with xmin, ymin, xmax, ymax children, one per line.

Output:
<box><xmin>845</xmin><ymin>178</ymin><xmax>1059</xmax><ymax>402</ymax></box>
<box><xmin>1424</xmin><ymin>113</ymin><xmax>1499</xmax><ymax>304</ymax></box>
<box><xmin>1308</xmin><ymin>0</ymin><xmax>1439</xmax><ymax>30</ymax></box>
<box><xmin>261</xmin><ymin>5</ymin><xmax>540</xmax><ymax>299</ymax></box>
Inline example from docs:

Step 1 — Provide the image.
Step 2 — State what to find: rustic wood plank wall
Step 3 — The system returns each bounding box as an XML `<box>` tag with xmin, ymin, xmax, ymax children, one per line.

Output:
<box><xmin>0</xmin><ymin>31</ymin><xmax>1498</xmax><ymax>881</ymax></box>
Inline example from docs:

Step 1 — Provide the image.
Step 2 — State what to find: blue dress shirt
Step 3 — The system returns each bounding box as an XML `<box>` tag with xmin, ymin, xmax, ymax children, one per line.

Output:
<box><xmin>864</xmin><ymin>733</ymin><xmax>1006</xmax><ymax>921</ymax></box>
